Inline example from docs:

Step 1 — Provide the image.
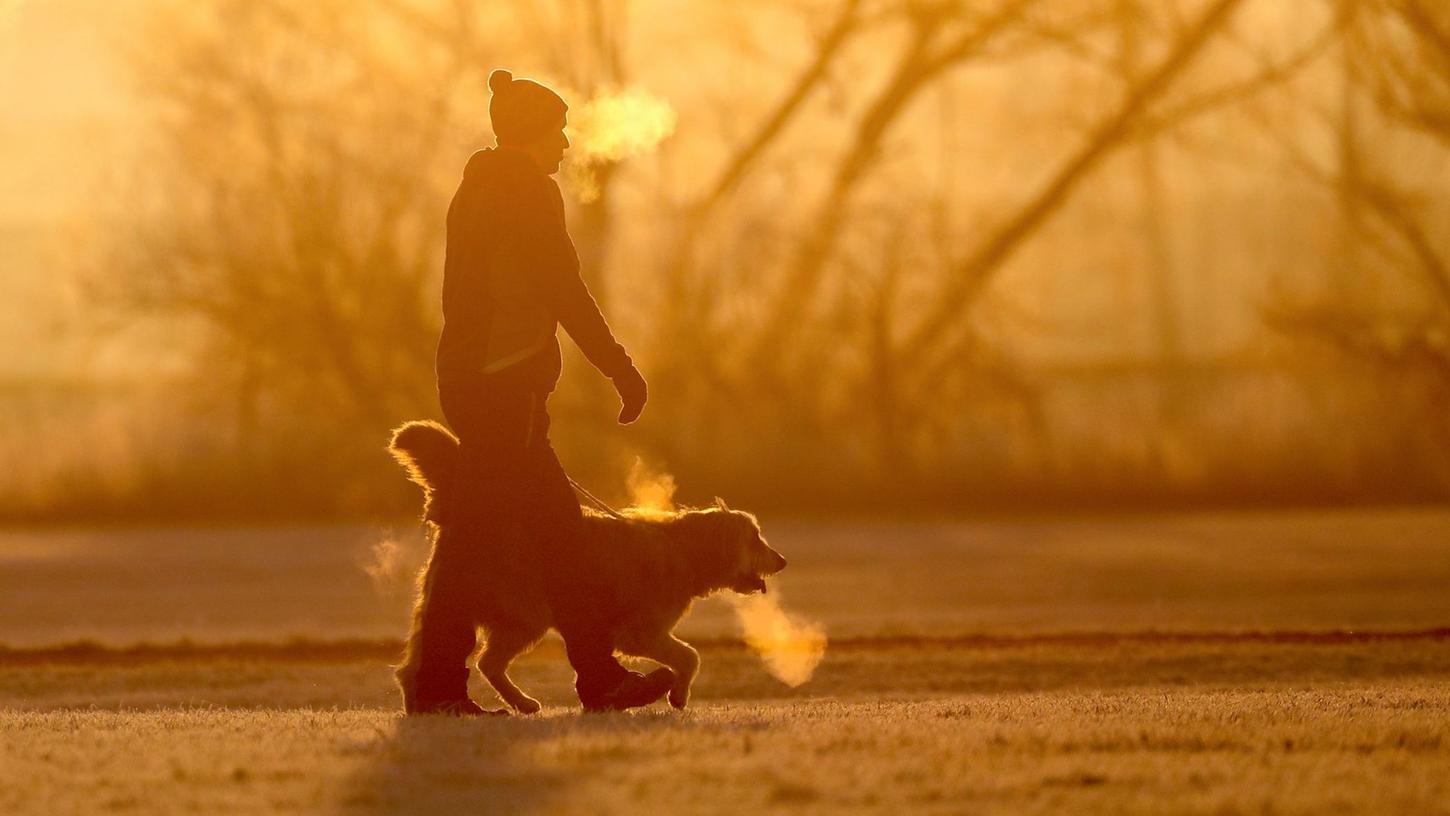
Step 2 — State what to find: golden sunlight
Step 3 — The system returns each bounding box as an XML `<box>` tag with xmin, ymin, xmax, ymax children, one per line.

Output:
<box><xmin>9</xmin><ymin>1</ymin><xmax>1450</xmax><ymax>810</ymax></box>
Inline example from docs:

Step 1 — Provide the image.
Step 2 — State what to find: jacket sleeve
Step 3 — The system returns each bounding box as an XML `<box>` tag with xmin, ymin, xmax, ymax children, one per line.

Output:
<box><xmin>515</xmin><ymin>176</ymin><xmax>634</xmax><ymax>379</ymax></box>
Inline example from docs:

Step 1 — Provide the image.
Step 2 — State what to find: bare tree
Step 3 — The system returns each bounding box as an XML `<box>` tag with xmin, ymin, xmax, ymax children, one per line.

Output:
<box><xmin>78</xmin><ymin>0</ymin><xmax>1449</xmax><ymax>516</ymax></box>
<box><xmin>1268</xmin><ymin>0</ymin><xmax>1450</xmax><ymax>376</ymax></box>
<box><xmin>106</xmin><ymin>0</ymin><xmax>477</xmax><ymax>436</ymax></box>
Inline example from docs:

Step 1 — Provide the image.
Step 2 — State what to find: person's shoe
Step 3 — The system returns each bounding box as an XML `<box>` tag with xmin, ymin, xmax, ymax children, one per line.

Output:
<box><xmin>582</xmin><ymin>668</ymin><xmax>675</xmax><ymax>713</ymax></box>
<box><xmin>412</xmin><ymin>697</ymin><xmax>508</xmax><ymax>717</ymax></box>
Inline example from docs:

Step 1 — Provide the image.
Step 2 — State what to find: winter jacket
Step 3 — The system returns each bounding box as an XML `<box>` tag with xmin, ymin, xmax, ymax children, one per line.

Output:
<box><xmin>435</xmin><ymin>146</ymin><xmax>632</xmax><ymax>391</ymax></box>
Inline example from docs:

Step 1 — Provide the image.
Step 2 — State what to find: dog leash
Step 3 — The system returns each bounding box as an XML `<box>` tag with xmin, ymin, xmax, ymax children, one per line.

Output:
<box><xmin>568</xmin><ymin>476</ymin><xmax>627</xmax><ymax>519</ymax></box>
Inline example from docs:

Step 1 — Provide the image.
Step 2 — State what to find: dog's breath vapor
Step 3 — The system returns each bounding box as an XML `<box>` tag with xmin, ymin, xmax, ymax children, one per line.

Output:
<box><xmin>728</xmin><ymin>590</ymin><xmax>827</xmax><ymax>687</ymax></box>
<box><xmin>626</xmin><ymin>459</ymin><xmax>826</xmax><ymax>687</ymax></box>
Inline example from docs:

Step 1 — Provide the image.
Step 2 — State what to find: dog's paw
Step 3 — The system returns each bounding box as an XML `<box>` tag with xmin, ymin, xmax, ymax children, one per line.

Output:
<box><xmin>668</xmin><ymin>688</ymin><xmax>689</xmax><ymax>709</ymax></box>
<box><xmin>514</xmin><ymin>697</ymin><xmax>542</xmax><ymax>715</ymax></box>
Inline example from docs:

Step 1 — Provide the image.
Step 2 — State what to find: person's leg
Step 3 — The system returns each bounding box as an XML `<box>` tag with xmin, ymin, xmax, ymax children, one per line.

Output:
<box><xmin>408</xmin><ymin>372</ymin><xmax>531</xmax><ymax>711</ymax></box>
<box><xmin>530</xmin><ymin>445</ymin><xmax>631</xmax><ymax>701</ymax></box>
<box><xmin>528</xmin><ymin>412</ymin><xmax>673</xmax><ymax>710</ymax></box>
<box><xmin>407</xmin><ymin>523</ymin><xmax>496</xmax><ymax>710</ymax></box>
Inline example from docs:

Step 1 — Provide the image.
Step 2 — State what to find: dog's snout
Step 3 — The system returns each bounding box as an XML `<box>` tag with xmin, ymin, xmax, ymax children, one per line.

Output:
<box><xmin>769</xmin><ymin>552</ymin><xmax>788</xmax><ymax>573</ymax></box>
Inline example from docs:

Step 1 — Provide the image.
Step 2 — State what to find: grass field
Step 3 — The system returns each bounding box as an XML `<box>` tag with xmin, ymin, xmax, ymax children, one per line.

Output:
<box><xmin>4</xmin><ymin>509</ymin><xmax>1450</xmax><ymax>813</ymax></box>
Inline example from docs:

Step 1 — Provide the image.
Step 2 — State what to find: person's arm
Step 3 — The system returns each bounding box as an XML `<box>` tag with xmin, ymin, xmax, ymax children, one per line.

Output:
<box><xmin>517</xmin><ymin>177</ymin><xmax>630</xmax><ymax>374</ymax></box>
<box><xmin>518</xmin><ymin>176</ymin><xmax>647</xmax><ymax>423</ymax></box>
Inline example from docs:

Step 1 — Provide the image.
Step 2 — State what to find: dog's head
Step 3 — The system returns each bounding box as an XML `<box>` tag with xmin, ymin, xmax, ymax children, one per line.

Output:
<box><xmin>681</xmin><ymin>499</ymin><xmax>787</xmax><ymax>596</ymax></box>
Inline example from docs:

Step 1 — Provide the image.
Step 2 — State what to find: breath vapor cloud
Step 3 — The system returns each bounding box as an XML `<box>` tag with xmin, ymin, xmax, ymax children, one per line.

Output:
<box><xmin>564</xmin><ymin>85</ymin><xmax>676</xmax><ymax>202</ymax></box>
<box><xmin>727</xmin><ymin>590</ymin><xmax>827</xmax><ymax>687</ymax></box>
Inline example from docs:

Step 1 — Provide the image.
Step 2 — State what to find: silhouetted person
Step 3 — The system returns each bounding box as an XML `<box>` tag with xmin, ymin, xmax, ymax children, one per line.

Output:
<box><xmin>407</xmin><ymin>69</ymin><xmax>671</xmax><ymax>715</ymax></box>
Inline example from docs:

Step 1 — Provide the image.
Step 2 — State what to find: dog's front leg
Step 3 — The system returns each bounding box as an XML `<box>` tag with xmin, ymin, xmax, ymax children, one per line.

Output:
<box><xmin>636</xmin><ymin>633</ymin><xmax>700</xmax><ymax>709</ymax></box>
<box><xmin>477</xmin><ymin>625</ymin><xmax>546</xmax><ymax>714</ymax></box>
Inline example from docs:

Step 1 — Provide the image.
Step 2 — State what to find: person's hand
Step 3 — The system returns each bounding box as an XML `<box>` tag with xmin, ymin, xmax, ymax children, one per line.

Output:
<box><xmin>613</xmin><ymin>364</ymin><xmax>648</xmax><ymax>425</ymax></box>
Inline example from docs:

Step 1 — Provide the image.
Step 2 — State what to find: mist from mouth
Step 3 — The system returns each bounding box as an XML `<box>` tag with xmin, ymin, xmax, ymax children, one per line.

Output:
<box><xmin>727</xmin><ymin>585</ymin><xmax>827</xmax><ymax>688</ymax></box>
<box><xmin>562</xmin><ymin>85</ymin><xmax>675</xmax><ymax>203</ymax></box>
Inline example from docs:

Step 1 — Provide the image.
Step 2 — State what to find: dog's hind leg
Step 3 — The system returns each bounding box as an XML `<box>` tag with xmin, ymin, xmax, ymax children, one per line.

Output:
<box><xmin>632</xmin><ymin>633</ymin><xmax>700</xmax><ymax>710</ymax></box>
<box><xmin>477</xmin><ymin>624</ymin><xmax>546</xmax><ymax>714</ymax></box>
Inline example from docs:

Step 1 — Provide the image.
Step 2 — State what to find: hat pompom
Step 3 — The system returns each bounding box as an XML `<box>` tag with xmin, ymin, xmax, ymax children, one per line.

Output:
<box><xmin>488</xmin><ymin>69</ymin><xmax>514</xmax><ymax>94</ymax></box>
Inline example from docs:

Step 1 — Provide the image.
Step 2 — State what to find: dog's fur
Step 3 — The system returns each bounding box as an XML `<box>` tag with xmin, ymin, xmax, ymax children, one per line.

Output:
<box><xmin>389</xmin><ymin>420</ymin><xmax>787</xmax><ymax>712</ymax></box>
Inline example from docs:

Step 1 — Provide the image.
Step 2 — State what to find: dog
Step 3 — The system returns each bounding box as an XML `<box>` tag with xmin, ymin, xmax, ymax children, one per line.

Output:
<box><xmin>389</xmin><ymin>420</ymin><xmax>788</xmax><ymax>712</ymax></box>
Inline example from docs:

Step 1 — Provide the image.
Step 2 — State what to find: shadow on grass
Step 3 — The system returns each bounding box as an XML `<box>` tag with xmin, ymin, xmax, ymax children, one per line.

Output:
<box><xmin>335</xmin><ymin>708</ymin><xmax>694</xmax><ymax>815</ymax></box>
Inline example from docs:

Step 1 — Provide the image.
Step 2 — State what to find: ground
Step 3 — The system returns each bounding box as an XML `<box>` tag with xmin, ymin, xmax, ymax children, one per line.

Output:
<box><xmin>3</xmin><ymin>510</ymin><xmax>1450</xmax><ymax>814</ymax></box>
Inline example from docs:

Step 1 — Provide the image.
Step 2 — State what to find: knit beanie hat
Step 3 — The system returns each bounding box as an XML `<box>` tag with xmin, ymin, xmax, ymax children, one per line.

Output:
<box><xmin>488</xmin><ymin>69</ymin><xmax>568</xmax><ymax>145</ymax></box>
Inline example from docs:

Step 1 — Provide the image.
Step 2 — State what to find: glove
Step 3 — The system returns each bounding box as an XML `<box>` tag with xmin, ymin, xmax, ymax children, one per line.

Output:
<box><xmin>613</xmin><ymin>364</ymin><xmax>648</xmax><ymax>425</ymax></box>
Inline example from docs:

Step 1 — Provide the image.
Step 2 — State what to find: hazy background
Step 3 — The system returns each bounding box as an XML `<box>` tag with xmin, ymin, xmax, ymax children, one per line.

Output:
<box><xmin>3</xmin><ymin>0</ymin><xmax>1448</xmax><ymax>522</ymax></box>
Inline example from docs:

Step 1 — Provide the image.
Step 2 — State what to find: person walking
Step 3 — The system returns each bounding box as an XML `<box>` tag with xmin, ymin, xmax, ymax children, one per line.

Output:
<box><xmin>405</xmin><ymin>69</ymin><xmax>672</xmax><ymax>715</ymax></box>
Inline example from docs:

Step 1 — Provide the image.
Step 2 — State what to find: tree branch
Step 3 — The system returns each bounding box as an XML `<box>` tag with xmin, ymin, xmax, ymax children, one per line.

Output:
<box><xmin>900</xmin><ymin>0</ymin><xmax>1248</xmax><ymax>362</ymax></box>
<box><xmin>752</xmin><ymin>0</ymin><xmax>1043</xmax><ymax>365</ymax></box>
<box><xmin>697</xmin><ymin>0</ymin><xmax>864</xmax><ymax>213</ymax></box>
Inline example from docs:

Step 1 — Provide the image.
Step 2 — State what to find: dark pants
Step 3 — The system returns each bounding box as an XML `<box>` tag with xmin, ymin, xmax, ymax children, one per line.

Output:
<box><xmin>412</xmin><ymin>365</ymin><xmax>630</xmax><ymax>705</ymax></box>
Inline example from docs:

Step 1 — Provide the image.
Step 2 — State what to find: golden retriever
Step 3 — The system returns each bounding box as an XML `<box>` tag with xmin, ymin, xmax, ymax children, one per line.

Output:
<box><xmin>389</xmin><ymin>420</ymin><xmax>788</xmax><ymax>712</ymax></box>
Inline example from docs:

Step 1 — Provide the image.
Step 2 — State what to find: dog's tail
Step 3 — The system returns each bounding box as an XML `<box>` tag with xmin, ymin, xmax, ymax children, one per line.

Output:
<box><xmin>388</xmin><ymin>420</ymin><xmax>461</xmax><ymax>713</ymax></box>
<box><xmin>388</xmin><ymin>420</ymin><xmax>460</xmax><ymax>491</ymax></box>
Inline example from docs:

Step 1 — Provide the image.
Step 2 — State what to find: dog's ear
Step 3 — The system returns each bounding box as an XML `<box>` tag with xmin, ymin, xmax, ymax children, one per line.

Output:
<box><xmin>713</xmin><ymin>496</ymin><xmax>730</xmax><ymax>511</ymax></box>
